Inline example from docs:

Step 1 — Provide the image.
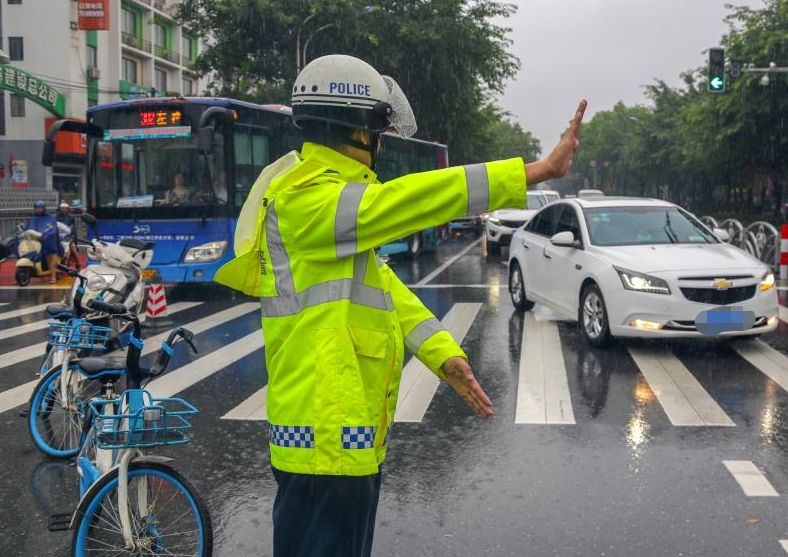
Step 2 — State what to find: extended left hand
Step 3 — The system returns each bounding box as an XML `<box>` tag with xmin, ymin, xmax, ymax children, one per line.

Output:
<box><xmin>442</xmin><ymin>357</ymin><xmax>494</xmax><ymax>417</ymax></box>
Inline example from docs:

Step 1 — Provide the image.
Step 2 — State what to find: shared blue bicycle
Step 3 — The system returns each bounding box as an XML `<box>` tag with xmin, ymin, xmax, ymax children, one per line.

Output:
<box><xmin>68</xmin><ymin>299</ymin><xmax>212</xmax><ymax>556</ymax></box>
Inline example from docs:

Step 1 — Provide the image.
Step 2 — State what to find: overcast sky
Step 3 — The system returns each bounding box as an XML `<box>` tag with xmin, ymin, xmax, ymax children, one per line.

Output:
<box><xmin>496</xmin><ymin>0</ymin><xmax>763</xmax><ymax>151</ymax></box>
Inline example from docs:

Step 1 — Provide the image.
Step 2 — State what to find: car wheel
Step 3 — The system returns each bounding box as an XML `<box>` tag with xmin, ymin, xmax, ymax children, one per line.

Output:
<box><xmin>15</xmin><ymin>267</ymin><xmax>32</xmax><ymax>286</ymax></box>
<box><xmin>509</xmin><ymin>262</ymin><xmax>534</xmax><ymax>312</ymax></box>
<box><xmin>580</xmin><ymin>284</ymin><xmax>612</xmax><ymax>348</ymax></box>
<box><xmin>406</xmin><ymin>232</ymin><xmax>422</xmax><ymax>258</ymax></box>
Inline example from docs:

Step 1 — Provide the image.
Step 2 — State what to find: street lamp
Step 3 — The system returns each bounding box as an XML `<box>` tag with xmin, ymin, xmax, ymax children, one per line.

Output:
<box><xmin>302</xmin><ymin>23</ymin><xmax>337</xmax><ymax>68</ymax></box>
<box><xmin>295</xmin><ymin>13</ymin><xmax>317</xmax><ymax>73</ymax></box>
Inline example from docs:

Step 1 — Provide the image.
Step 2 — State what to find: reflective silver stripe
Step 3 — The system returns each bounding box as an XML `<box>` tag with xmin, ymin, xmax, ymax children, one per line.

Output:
<box><xmin>260</xmin><ymin>278</ymin><xmax>394</xmax><ymax>317</ymax></box>
<box><xmin>404</xmin><ymin>317</ymin><xmax>444</xmax><ymax>354</ymax></box>
<box><xmin>463</xmin><ymin>163</ymin><xmax>489</xmax><ymax>216</ymax></box>
<box><xmin>266</xmin><ymin>203</ymin><xmax>295</xmax><ymax>296</ymax></box>
<box><xmin>353</xmin><ymin>252</ymin><xmax>368</xmax><ymax>283</ymax></box>
<box><xmin>335</xmin><ymin>182</ymin><xmax>368</xmax><ymax>258</ymax></box>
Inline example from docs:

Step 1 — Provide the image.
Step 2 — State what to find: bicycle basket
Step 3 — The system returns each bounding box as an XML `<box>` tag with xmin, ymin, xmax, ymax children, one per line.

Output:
<box><xmin>48</xmin><ymin>319</ymin><xmax>112</xmax><ymax>351</ymax></box>
<box><xmin>89</xmin><ymin>389</ymin><xmax>198</xmax><ymax>450</ymax></box>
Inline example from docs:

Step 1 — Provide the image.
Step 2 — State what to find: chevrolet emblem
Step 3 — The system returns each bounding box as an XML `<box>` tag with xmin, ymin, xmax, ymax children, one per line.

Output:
<box><xmin>712</xmin><ymin>278</ymin><xmax>733</xmax><ymax>290</ymax></box>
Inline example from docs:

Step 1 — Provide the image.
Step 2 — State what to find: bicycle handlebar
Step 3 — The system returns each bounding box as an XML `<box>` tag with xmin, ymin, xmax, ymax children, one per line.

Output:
<box><xmin>56</xmin><ymin>263</ymin><xmax>79</xmax><ymax>277</ymax></box>
<box><xmin>86</xmin><ymin>299</ymin><xmax>127</xmax><ymax>316</ymax></box>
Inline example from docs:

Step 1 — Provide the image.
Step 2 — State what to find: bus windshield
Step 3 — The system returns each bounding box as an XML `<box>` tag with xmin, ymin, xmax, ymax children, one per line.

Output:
<box><xmin>92</xmin><ymin>133</ymin><xmax>227</xmax><ymax>210</ymax></box>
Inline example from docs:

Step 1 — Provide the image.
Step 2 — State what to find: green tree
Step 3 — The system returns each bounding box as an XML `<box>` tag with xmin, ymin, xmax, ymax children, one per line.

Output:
<box><xmin>177</xmin><ymin>0</ymin><xmax>523</xmax><ymax>164</ymax></box>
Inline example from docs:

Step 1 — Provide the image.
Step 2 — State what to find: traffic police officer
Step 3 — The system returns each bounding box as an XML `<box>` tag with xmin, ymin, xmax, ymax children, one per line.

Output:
<box><xmin>216</xmin><ymin>54</ymin><xmax>586</xmax><ymax>557</ymax></box>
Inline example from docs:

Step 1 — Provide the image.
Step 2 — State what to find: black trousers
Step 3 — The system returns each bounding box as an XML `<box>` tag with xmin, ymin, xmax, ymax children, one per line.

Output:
<box><xmin>272</xmin><ymin>467</ymin><xmax>382</xmax><ymax>557</ymax></box>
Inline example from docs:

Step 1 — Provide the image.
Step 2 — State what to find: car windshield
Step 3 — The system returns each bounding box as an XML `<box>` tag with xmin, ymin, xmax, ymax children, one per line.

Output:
<box><xmin>583</xmin><ymin>206</ymin><xmax>718</xmax><ymax>246</ymax></box>
<box><xmin>526</xmin><ymin>193</ymin><xmax>546</xmax><ymax>210</ymax></box>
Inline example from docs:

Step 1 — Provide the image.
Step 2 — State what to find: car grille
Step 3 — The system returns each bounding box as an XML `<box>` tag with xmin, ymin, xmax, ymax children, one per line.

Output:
<box><xmin>500</xmin><ymin>220</ymin><xmax>526</xmax><ymax>228</ymax></box>
<box><xmin>680</xmin><ymin>285</ymin><xmax>756</xmax><ymax>305</ymax></box>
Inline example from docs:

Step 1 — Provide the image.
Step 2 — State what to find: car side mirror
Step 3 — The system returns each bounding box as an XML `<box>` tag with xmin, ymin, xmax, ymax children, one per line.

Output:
<box><xmin>713</xmin><ymin>228</ymin><xmax>730</xmax><ymax>242</ymax></box>
<box><xmin>550</xmin><ymin>231</ymin><xmax>576</xmax><ymax>247</ymax></box>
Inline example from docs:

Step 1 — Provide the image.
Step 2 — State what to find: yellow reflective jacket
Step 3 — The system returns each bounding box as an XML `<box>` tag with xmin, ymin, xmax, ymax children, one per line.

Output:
<box><xmin>216</xmin><ymin>142</ymin><xmax>527</xmax><ymax>476</ymax></box>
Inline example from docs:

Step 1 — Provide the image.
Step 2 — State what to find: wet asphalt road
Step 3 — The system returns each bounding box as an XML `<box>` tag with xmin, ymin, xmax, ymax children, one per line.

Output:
<box><xmin>3</xmin><ymin>236</ymin><xmax>788</xmax><ymax>556</ymax></box>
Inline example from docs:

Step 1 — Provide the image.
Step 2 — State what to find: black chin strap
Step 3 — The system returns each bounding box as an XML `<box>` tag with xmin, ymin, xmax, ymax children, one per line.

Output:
<box><xmin>343</xmin><ymin>132</ymin><xmax>380</xmax><ymax>171</ymax></box>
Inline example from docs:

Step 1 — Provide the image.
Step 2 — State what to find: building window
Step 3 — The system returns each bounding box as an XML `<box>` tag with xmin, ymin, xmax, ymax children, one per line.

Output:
<box><xmin>153</xmin><ymin>23</ymin><xmax>166</xmax><ymax>49</ymax></box>
<box><xmin>121</xmin><ymin>7</ymin><xmax>135</xmax><ymax>36</ymax></box>
<box><xmin>8</xmin><ymin>37</ymin><xmax>23</xmax><ymax>61</ymax></box>
<box><xmin>10</xmin><ymin>93</ymin><xmax>25</xmax><ymax>117</ymax></box>
<box><xmin>182</xmin><ymin>77</ymin><xmax>193</xmax><ymax>95</ymax></box>
<box><xmin>122</xmin><ymin>57</ymin><xmax>137</xmax><ymax>83</ymax></box>
<box><xmin>87</xmin><ymin>44</ymin><xmax>97</xmax><ymax>69</ymax></box>
<box><xmin>182</xmin><ymin>35</ymin><xmax>193</xmax><ymax>60</ymax></box>
<box><xmin>0</xmin><ymin>92</ymin><xmax>6</xmax><ymax>135</ymax></box>
<box><xmin>7</xmin><ymin>0</ymin><xmax>22</xmax><ymax>4</ymax></box>
<box><xmin>155</xmin><ymin>68</ymin><xmax>167</xmax><ymax>92</ymax></box>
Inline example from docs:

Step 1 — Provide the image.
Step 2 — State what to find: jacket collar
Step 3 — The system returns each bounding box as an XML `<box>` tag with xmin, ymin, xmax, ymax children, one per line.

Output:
<box><xmin>300</xmin><ymin>142</ymin><xmax>378</xmax><ymax>184</ymax></box>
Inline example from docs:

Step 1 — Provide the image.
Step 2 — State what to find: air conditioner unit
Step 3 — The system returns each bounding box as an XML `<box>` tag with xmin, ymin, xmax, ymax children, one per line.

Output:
<box><xmin>87</xmin><ymin>66</ymin><xmax>101</xmax><ymax>80</ymax></box>
<box><xmin>70</xmin><ymin>21</ymin><xmax>79</xmax><ymax>31</ymax></box>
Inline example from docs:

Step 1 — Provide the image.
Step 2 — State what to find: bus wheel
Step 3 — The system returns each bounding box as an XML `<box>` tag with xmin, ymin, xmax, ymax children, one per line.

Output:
<box><xmin>407</xmin><ymin>233</ymin><xmax>422</xmax><ymax>258</ymax></box>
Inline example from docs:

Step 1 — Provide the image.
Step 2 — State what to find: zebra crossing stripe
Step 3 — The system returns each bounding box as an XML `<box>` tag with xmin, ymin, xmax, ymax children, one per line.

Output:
<box><xmin>395</xmin><ymin>303</ymin><xmax>482</xmax><ymax>423</ymax></box>
<box><xmin>723</xmin><ymin>460</ymin><xmax>779</xmax><ymax>497</ymax></box>
<box><xmin>222</xmin><ymin>385</ymin><xmax>268</xmax><ymax>421</ymax></box>
<box><xmin>733</xmin><ymin>339</ymin><xmax>788</xmax><ymax>393</ymax></box>
<box><xmin>515</xmin><ymin>313</ymin><xmax>575</xmax><ymax>424</ymax></box>
<box><xmin>147</xmin><ymin>330</ymin><xmax>264</xmax><ymax>398</ymax></box>
<box><xmin>0</xmin><ymin>301</ymin><xmax>202</xmax><ymax>343</ymax></box>
<box><xmin>628</xmin><ymin>345</ymin><xmax>735</xmax><ymax>427</ymax></box>
<box><xmin>0</xmin><ymin>379</ymin><xmax>38</xmax><ymax>415</ymax></box>
<box><xmin>0</xmin><ymin>303</ymin><xmax>51</xmax><ymax>322</ymax></box>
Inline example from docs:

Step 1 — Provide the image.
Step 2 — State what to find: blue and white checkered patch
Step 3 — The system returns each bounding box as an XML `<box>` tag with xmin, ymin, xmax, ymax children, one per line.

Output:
<box><xmin>269</xmin><ymin>425</ymin><xmax>314</xmax><ymax>448</ymax></box>
<box><xmin>342</xmin><ymin>426</ymin><xmax>376</xmax><ymax>449</ymax></box>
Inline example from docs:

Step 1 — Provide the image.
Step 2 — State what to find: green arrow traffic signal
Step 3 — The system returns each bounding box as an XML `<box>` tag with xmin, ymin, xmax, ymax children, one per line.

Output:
<box><xmin>709</xmin><ymin>48</ymin><xmax>726</xmax><ymax>93</ymax></box>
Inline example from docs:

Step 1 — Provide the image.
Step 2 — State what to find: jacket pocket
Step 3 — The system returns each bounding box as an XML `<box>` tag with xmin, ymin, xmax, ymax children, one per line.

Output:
<box><xmin>347</xmin><ymin>325</ymin><xmax>390</xmax><ymax>359</ymax></box>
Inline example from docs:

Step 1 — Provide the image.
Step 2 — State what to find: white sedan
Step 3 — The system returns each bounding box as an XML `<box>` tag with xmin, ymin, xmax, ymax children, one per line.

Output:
<box><xmin>508</xmin><ymin>197</ymin><xmax>778</xmax><ymax>347</ymax></box>
<box><xmin>485</xmin><ymin>190</ymin><xmax>559</xmax><ymax>254</ymax></box>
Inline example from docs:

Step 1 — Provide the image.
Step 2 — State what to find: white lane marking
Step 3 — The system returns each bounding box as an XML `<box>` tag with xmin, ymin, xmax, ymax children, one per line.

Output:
<box><xmin>148</xmin><ymin>330</ymin><xmax>263</xmax><ymax>398</ymax></box>
<box><xmin>415</xmin><ymin>238</ymin><xmax>482</xmax><ymax>286</ymax></box>
<box><xmin>0</xmin><ymin>301</ymin><xmax>251</xmax><ymax>372</ymax></box>
<box><xmin>0</xmin><ymin>379</ymin><xmax>38</xmax><ymax>414</ymax></box>
<box><xmin>779</xmin><ymin>540</ymin><xmax>788</xmax><ymax>553</ymax></box>
<box><xmin>112</xmin><ymin>302</ymin><xmax>258</xmax><ymax>358</ymax></box>
<box><xmin>0</xmin><ymin>303</ymin><xmax>260</xmax><ymax>413</ymax></box>
<box><xmin>0</xmin><ymin>301</ymin><xmax>203</xmax><ymax>342</ymax></box>
<box><xmin>723</xmin><ymin>460</ymin><xmax>779</xmax><ymax>497</ymax></box>
<box><xmin>779</xmin><ymin>305</ymin><xmax>788</xmax><ymax>324</ymax></box>
<box><xmin>395</xmin><ymin>303</ymin><xmax>482</xmax><ymax>422</ymax></box>
<box><xmin>0</xmin><ymin>303</ymin><xmax>51</xmax><ymax>322</ymax></box>
<box><xmin>222</xmin><ymin>385</ymin><xmax>268</xmax><ymax>421</ymax></box>
<box><xmin>733</xmin><ymin>339</ymin><xmax>788</xmax><ymax>392</ymax></box>
<box><xmin>628</xmin><ymin>345</ymin><xmax>735</xmax><ymax>427</ymax></box>
<box><xmin>515</xmin><ymin>312</ymin><xmax>575</xmax><ymax>424</ymax></box>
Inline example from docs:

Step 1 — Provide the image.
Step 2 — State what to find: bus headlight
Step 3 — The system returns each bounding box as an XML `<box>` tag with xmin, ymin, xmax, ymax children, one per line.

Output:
<box><xmin>184</xmin><ymin>241</ymin><xmax>228</xmax><ymax>263</ymax></box>
<box><xmin>86</xmin><ymin>273</ymin><xmax>116</xmax><ymax>291</ymax></box>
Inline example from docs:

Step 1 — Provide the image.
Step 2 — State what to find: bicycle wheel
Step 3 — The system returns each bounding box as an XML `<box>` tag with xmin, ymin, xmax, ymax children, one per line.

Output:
<box><xmin>72</xmin><ymin>462</ymin><xmax>213</xmax><ymax>557</ymax></box>
<box><xmin>27</xmin><ymin>366</ymin><xmax>99</xmax><ymax>458</ymax></box>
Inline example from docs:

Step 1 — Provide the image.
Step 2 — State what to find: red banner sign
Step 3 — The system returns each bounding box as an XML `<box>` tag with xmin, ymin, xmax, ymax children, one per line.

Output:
<box><xmin>78</xmin><ymin>0</ymin><xmax>110</xmax><ymax>30</ymax></box>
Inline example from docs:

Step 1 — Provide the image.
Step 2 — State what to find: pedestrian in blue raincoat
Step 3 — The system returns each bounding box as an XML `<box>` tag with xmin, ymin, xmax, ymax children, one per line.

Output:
<box><xmin>21</xmin><ymin>200</ymin><xmax>62</xmax><ymax>283</ymax></box>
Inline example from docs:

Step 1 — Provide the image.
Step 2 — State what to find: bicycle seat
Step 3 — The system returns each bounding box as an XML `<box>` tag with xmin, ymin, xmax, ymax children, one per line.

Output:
<box><xmin>79</xmin><ymin>357</ymin><xmax>126</xmax><ymax>377</ymax></box>
<box><xmin>46</xmin><ymin>304</ymin><xmax>73</xmax><ymax>320</ymax></box>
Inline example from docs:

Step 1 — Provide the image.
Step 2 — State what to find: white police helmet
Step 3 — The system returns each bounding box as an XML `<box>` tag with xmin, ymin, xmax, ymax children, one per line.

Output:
<box><xmin>292</xmin><ymin>54</ymin><xmax>417</xmax><ymax>138</ymax></box>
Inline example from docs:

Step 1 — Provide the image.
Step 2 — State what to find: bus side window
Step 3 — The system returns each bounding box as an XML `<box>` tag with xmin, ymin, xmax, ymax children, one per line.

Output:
<box><xmin>233</xmin><ymin>127</ymin><xmax>270</xmax><ymax>206</ymax></box>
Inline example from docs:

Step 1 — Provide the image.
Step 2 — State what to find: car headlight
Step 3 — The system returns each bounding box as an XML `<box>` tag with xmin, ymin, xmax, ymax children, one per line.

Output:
<box><xmin>760</xmin><ymin>271</ymin><xmax>775</xmax><ymax>292</ymax></box>
<box><xmin>183</xmin><ymin>241</ymin><xmax>228</xmax><ymax>263</ymax></box>
<box><xmin>616</xmin><ymin>268</ymin><xmax>671</xmax><ymax>295</ymax></box>
<box><xmin>487</xmin><ymin>217</ymin><xmax>501</xmax><ymax>225</ymax></box>
<box><xmin>86</xmin><ymin>273</ymin><xmax>116</xmax><ymax>291</ymax></box>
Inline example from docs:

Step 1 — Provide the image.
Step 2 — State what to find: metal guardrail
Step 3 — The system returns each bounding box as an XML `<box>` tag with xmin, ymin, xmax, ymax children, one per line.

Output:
<box><xmin>701</xmin><ymin>216</ymin><xmax>780</xmax><ymax>269</ymax></box>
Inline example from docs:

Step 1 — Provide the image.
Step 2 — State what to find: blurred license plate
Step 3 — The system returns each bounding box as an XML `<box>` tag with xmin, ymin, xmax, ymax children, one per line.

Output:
<box><xmin>141</xmin><ymin>269</ymin><xmax>158</xmax><ymax>281</ymax></box>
